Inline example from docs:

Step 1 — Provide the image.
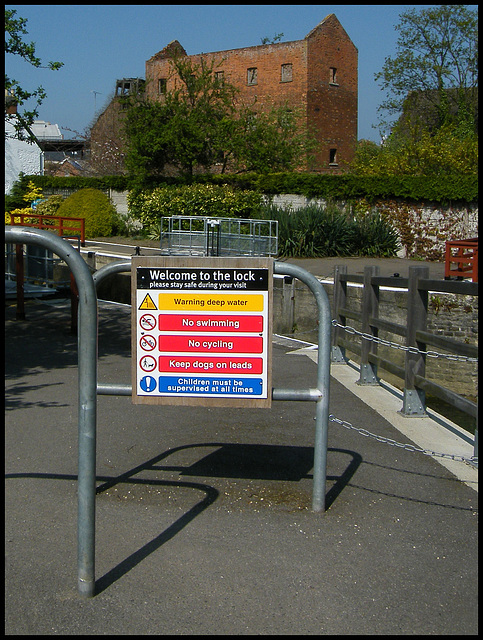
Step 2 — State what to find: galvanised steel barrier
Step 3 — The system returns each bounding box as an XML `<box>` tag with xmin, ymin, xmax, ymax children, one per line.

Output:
<box><xmin>5</xmin><ymin>230</ymin><xmax>332</xmax><ymax>598</ymax></box>
<box><xmin>94</xmin><ymin>259</ymin><xmax>332</xmax><ymax>514</ymax></box>
<box><xmin>5</xmin><ymin>227</ymin><xmax>97</xmax><ymax>598</ymax></box>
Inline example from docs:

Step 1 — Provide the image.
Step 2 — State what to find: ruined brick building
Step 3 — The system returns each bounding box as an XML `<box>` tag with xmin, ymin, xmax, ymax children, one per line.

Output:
<box><xmin>145</xmin><ymin>13</ymin><xmax>358</xmax><ymax>172</ymax></box>
<box><xmin>90</xmin><ymin>13</ymin><xmax>357</xmax><ymax>174</ymax></box>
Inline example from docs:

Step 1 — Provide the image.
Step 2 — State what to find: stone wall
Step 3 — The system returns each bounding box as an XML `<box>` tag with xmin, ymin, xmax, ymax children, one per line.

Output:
<box><xmin>107</xmin><ymin>189</ymin><xmax>478</xmax><ymax>261</ymax></box>
<box><xmin>264</xmin><ymin>194</ymin><xmax>478</xmax><ymax>259</ymax></box>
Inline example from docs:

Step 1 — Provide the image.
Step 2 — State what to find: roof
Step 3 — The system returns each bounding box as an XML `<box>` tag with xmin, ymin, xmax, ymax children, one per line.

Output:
<box><xmin>30</xmin><ymin>120</ymin><xmax>63</xmax><ymax>140</ymax></box>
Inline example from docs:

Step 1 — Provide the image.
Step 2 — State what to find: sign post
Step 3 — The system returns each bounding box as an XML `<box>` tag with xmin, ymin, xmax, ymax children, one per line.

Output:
<box><xmin>132</xmin><ymin>257</ymin><xmax>272</xmax><ymax>408</ymax></box>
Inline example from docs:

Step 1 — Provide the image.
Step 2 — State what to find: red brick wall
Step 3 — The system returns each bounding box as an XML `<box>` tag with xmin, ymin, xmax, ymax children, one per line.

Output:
<box><xmin>145</xmin><ymin>14</ymin><xmax>357</xmax><ymax>172</ymax></box>
<box><xmin>306</xmin><ymin>14</ymin><xmax>358</xmax><ymax>171</ymax></box>
<box><xmin>146</xmin><ymin>40</ymin><xmax>308</xmax><ymax>111</ymax></box>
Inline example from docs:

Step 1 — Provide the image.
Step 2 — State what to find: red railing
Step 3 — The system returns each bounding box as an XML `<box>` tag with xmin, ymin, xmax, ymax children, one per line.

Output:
<box><xmin>7</xmin><ymin>213</ymin><xmax>83</xmax><ymax>331</ymax></box>
<box><xmin>8</xmin><ymin>213</ymin><xmax>85</xmax><ymax>246</ymax></box>
<box><xmin>444</xmin><ymin>238</ymin><xmax>478</xmax><ymax>283</ymax></box>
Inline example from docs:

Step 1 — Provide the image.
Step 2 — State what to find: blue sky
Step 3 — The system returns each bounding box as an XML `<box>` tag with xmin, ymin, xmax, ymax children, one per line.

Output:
<box><xmin>6</xmin><ymin>5</ymin><xmax>473</xmax><ymax>142</ymax></box>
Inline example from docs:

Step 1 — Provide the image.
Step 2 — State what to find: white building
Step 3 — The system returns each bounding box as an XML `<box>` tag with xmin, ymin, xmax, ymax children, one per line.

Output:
<box><xmin>5</xmin><ymin>115</ymin><xmax>44</xmax><ymax>194</ymax></box>
<box><xmin>30</xmin><ymin>120</ymin><xmax>63</xmax><ymax>141</ymax></box>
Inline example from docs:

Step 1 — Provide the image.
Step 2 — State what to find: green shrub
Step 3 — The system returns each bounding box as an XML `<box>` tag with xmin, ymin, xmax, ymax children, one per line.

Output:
<box><xmin>35</xmin><ymin>194</ymin><xmax>64</xmax><ymax>216</ymax></box>
<box><xmin>263</xmin><ymin>202</ymin><xmax>400</xmax><ymax>258</ymax></box>
<box><xmin>21</xmin><ymin>171</ymin><xmax>478</xmax><ymax>205</ymax></box>
<box><xmin>56</xmin><ymin>188</ymin><xmax>115</xmax><ymax>238</ymax></box>
<box><xmin>351</xmin><ymin>210</ymin><xmax>400</xmax><ymax>257</ymax></box>
<box><xmin>128</xmin><ymin>183</ymin><xmax>264</xmax><ymax>237</ymax></box>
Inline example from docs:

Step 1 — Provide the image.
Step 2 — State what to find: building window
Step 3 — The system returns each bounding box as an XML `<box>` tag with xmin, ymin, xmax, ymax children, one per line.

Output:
<box><xmin>247</xmin><ymin>67</ymin><xmax>258</xmax><ymax>86</ymax></box>
<box><xmin>329</xmin><ymin>67</ymin><xmax>338</xmax><ymax>85</ymax></box>
<box><xmin>280</xmin><ymin>63</ymin><xmax>293</xmax><ymax>83</ymax></box>
<box><xmin>158</xmin><ymin>78</ymin><xmax>167</xmax><ymax>95</ymax></box>
<box><xmin>329</xmin><ymin>149</ymin><xmax>338</xmax><ymax>165</ymax></box>
<box><xmin>215</xmin><ymin>71</ymin><xmax>225</xmax><ymax>85</ymax></box>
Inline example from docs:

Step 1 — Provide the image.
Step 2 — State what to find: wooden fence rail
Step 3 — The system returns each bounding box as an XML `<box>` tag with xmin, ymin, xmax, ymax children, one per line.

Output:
<box><xmin>8</xmin><ymin>213</ymin><xmax>85</xmax><ymax>246</ymax></box>
<box><xmin>331</xmin><ymin>265</ymin><xmax>478</xmax><ymax>439</ymax></box>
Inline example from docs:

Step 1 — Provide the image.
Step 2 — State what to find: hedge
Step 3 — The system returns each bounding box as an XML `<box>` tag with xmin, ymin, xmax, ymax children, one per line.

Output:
<box><xmin>12</xmin><ymin>172</ymin><xmax>478</xmax><ymax>206</ymax></box>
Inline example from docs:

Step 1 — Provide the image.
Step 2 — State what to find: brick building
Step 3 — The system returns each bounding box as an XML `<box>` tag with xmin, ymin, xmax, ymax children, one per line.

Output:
<box><xmin>89</xmin><ymin>78</ymin><xmax>145</xmax><ymax>175</ymax></box>
<box><xmin>146</xmin><ymin>13</ymin><xmax>358</xmax><ymax>172</ymax></box>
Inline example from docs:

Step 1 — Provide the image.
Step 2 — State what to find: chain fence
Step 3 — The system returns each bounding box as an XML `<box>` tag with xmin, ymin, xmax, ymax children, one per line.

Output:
<box><xmin>328</xmin><ymin>414</ymin><xmax>478</xmax><ymax>465</ymax></box>
<box><xmin>331</xmin><ymin>320</ymin><xmax>478</xmax><ymax>363</ymax></box>
<box><xmin>275</xmin><ymin>322</ymin><xmax>478</xmax><ymax>465</ymax></box>
<box><xmin>330</xmin><ymin>322</ymin><xmax>477</xmax><ymax>464</ymax></box>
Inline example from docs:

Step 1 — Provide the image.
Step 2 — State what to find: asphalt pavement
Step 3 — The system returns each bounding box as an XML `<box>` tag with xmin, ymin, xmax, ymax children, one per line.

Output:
<box><xmin>5</xmin><ymin>293</ymin><xmax>478</xmax><ymax>635</ymax></box>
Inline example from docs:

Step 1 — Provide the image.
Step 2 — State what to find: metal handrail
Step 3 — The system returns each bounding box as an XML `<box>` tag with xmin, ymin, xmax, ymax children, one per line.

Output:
<box><xmin>94</xmin><ymin>259</ymin><xmax>332</xmax><ymax>513</ymax></box>
<box><xmin>5</xmin><ymin>226</ymin><xmax>97</xmax><ymax>598</ymax></box>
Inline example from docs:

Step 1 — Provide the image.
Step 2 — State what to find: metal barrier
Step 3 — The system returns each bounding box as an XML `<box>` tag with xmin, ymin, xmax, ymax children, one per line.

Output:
<box><xmin>8</xmin><ymin>212</ymin><xmax>86</xmax><ymax>246</ymax></box>
<box><xmin>160</xmin><ymin>216</ymin><xmax>278</xmax><ymax>257</ymax></box>
<box><xmin>5</xmin><ymin>231</ymin><xmax>332</xmax><ymax>599</ymax></box>
<box><xmin>94</xmin><ymin>259</ymin><xmax>331</xmax><ymax>515</ymax></box>
<box><xmin>5</xmin><ymin>227</ymin><xmax>98</xmax><ymax>598</ymax></box>
<box><xmin>5</xmin><ymin>239</ymin><xmax>81</xmax><ymax>331</ymax></box>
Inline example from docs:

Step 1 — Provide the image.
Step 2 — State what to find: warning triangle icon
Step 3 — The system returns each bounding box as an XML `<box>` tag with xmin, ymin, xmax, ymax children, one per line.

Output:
<box><xmin>139</xmin><ymin>293</ymin><xmax>157</xmax><ymax>310</ymax></box>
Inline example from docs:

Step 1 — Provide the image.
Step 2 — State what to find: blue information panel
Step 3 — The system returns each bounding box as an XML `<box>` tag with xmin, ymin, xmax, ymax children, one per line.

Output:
<box><xmin>157</xmin><ymin>376</ymin><xmax>263</xmax><ymax>396</ymax></box>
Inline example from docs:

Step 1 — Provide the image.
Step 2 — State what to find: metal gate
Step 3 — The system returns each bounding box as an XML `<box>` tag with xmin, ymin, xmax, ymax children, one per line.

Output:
<box><xmin>160</xmin><ymin>216</ymin><xmax>278</xmax><ymax>257</ymax></box>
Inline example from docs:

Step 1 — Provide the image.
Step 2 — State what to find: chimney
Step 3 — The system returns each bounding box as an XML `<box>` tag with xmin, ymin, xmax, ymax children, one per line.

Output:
<box><xmin>5</xmin><ymin>90</ymin><xmax>17</xmax><ymax>115</ymax></box>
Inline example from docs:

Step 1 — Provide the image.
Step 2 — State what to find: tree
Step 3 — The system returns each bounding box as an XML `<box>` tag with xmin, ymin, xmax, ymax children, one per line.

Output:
<box><xmin>123</xmin><ymin>56</ymin><xmax>312</xmax><ymax>182</ymax></box>
<box><xmin>5</xmin><ymin>9</ymin><xmax>63</xmax><ymax>138</ymax></box>
<box><xmin>124</xmin><ymin>56</ymin><xmax>238</xmax><ymax>180</ymax></box>
<box><xmin>375</xmin><ymin>5</ymin><xmax>478</xmax><ymax>137</ymax></box>
<box><xmin>350</xmin><ymin>124</ymin><xmax>478</xmax><ymax>176</ymax></box>
<box><xmin>220</xmin><ymin>102</ymin><xmax>312</xmax><ymax>174</ymax></box>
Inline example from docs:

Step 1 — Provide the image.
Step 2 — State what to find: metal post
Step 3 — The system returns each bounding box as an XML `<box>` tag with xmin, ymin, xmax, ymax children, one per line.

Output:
<box><xmin>15</xmin><ymin>243</ymin><xmax>26</xmax><ymax>320</ymax></box>
<box><xmin>401</xmin><ymin>266</ymin><xmax>429</xmax><ymax>416</ymax></box>
<box><xmin>274</xmin><ymin>261</ymin><xmax>332</xmax><ymax>513</ymax></box>
<box><xmin>358</xmin><ymin>266</ymin><xmax>379</xmax><ymax>385</ymax></box>
<box><xmin>5</xmin><ymin>227</ymin><xmax>98</xmax><ymax>597</ymax></box>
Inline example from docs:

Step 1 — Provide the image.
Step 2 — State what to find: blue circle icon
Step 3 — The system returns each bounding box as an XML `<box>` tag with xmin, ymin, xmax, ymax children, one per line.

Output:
<box><xmin>140</xmin><ymin>376</ymin><xmax>157</xmax><ymax>392</ymax></box>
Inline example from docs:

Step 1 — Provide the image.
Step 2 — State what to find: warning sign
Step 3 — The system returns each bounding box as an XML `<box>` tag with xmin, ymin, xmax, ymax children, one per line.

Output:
<box><xmin>139</xmin><ymin>293</ymin><xmax>157</xmax><ymax>310</ymax></box>
<box><xmin>132</xmin><ymin>257</ymin><xmax>272</xmax><ymax>407</ymax></box>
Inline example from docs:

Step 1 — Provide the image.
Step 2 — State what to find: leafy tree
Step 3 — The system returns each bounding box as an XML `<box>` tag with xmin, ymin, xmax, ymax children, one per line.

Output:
<box><xmin>350</xmin><ymin>123</ymin><xmax>478</xmax><ymax>176</ymax></box>
<box><xmin>5</xmin><ymin>9</ymin><xmax>63</xmax><ymax>138</ymax></box>
<box><xmin>124</xmin><ymin>56</ymin><xmax>312</xmax><ymax>182</ymax></box>
<box><xmin>375</xmin><ymin>5</ymin><xmax>478</xmax><ymax>137</ymax></box>
<box><xmin>219</xmin><ymin>103</ymin><xmax>313</xmax><ymax>174</ymax></box>
<box><xmin>124</xmin><ymin>56</ymin><xmax>238</xmax><ymax>180</ymax></box>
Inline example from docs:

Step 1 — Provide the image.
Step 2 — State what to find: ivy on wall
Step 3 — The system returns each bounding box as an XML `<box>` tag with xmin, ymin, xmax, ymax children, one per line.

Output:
<box><xmin>13</xmin><ymin>172</ymin><xmax>478</xmax><ymax>205</ymax></box>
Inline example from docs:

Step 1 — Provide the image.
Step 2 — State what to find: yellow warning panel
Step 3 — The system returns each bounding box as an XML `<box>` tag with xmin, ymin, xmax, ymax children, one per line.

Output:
<box><xmin>139</xmin><ymin>293</ymin><xmax>157</xmax><ymax>310</ymax></box>
<box><xmin>158</xmin><ymin>293</ymin><xmax>264</xmax><ymax>312</ymax></box>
